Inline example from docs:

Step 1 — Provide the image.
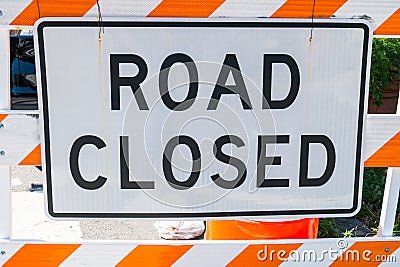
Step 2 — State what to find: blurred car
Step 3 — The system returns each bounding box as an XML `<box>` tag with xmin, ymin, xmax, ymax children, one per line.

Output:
<box><xmin>10</xmin><ymin>32</ymin><xmax>38</xmax><ymax>110</ymax></box>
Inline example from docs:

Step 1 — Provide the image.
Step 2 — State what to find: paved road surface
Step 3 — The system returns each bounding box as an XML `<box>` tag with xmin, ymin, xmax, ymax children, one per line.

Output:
<box><xmin>10</xmin><ymin>166</ymin><xmax>160</xmax><ymax>240</ymax></box>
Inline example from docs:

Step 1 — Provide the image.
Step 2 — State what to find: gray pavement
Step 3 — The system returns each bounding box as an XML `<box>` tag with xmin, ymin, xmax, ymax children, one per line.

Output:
<box><xmin>80</xmin><ymin>221</ymin><xmax>159</xmax><ymax>240</ymax></box>
<box><xmin>10</xmin><ymin>166</ymin><xmax>160</xmax><ymax>240</ymax></box>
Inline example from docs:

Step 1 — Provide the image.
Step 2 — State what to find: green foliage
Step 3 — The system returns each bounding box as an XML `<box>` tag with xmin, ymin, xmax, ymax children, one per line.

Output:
<box><xmin>370</xmin><ymin>38</ymin><xmax>400</xmax><ymax>107</ymax></box>
<box><xmin>355</xmin><ymin>168</ymin><xmax>387</xmax><ymax>226</ymax></box>
<box><xmin>394</xmin><ymin>222</ymin><xmax>400</xmax><ymax>236</ymax></box>
<box><xmin>318</xmin><ymin>218</ymin><xmax>339</xmax><ymax>238</ymax></box>
<box><xmin>342</xmin><ymin>229</ymin><xmax>355</xmax><ymax>238</ymax></box>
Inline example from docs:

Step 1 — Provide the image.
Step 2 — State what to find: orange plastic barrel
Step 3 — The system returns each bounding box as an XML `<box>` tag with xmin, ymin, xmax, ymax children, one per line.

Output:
<box><xmin>205</xmin><ymin>218</ymin><xmax>319</xmax><ymax>240</ymax></box>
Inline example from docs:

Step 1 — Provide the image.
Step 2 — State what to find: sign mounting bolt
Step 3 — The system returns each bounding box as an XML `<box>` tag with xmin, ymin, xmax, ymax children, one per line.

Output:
<box><xmin>0</xmin><ymin>151</ymin><xmax>5</xmax><ymax>156</ymax></box>
<box><xmin>0</xmin><ymin>123</ymin><xmax>4</xmax><ymax>129</ymax></box>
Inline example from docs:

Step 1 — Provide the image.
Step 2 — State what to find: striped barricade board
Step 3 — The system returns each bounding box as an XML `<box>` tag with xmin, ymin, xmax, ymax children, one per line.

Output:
<box><xmin>1</xmin><ymin>238</ymin><xmax>400</xmax><ymax>266</ymax></box>
<box><xmin>1</xmin><ymin>113</ymin><xmax>399</xmax><ymax>167</ymax></box>
<box><xmin>0</xmin><ymin>0</ymin><xmax>399</xmax><ymax>36</ymax></box>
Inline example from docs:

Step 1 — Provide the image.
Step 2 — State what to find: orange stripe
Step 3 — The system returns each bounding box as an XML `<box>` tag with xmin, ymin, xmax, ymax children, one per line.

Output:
<box><xmin>375</xmin><ymin>8</ymin><xmax>400</xmax><ymax>35</ymax></box>
<box><xmin>116</xmin><ymin>245</ymin><xmax>193</xmax><ymax>267</ymax></box>
<box><xmin>10</xmin><ymin>0</ymin><xmax>97</xmax><ymax>26</ymax></box>
<box><xmin>365</xmin><ymin>131</ymin><xmax>400</xmax><ymax>167</ymax></box>
<box><xmin>19</xmin><ymin>144</ymin><xmax>41</xmax><ymax>165</ymax></box>
<box><xmin>330</xmin><ymin>241</ymin><xmax>400</xmax><ymax>266</ymax></box>
<box><xmin>3</xmin><ymin>244</ymin><xmax>80</xmax><ymax>267</ymax></box>
<box><xmin>148</xmin><ymin>0</ymin><xmax>226</xmax><ymax>18</ymax></box>
<box><xmin>0</xmin><ymin>114</ymin><xmax>8</xmax><ymax>123</ymax></box>
<box><xmin>271</xmin><ymin>0</ymin><xmax>347</xmax><ymax>18</ymax></box>
<box><xmin>227</xmin><ymin>243</ymin><xmax>302</xmax><ymax>267</ymax></box>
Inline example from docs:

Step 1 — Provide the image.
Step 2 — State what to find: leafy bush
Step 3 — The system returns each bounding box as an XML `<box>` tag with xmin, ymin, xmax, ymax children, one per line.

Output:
<box><xmin>370</xmin><ymin>38</ymin><xmax>400</xmax><ymax>106</ymax></box>
<box><xmin>318</xmin><ymin>218</ymin><xmax>338</xmax><ymax>238</ymax></box>
<box><xmin>319</xmin><ymin>168</ymin><xmax>388</xmax><ymax>238</ymax></box>
<box><xmin>355</xmin><ymin>168</ymin><xmax>387</xmax><ymax>226</ymax></box>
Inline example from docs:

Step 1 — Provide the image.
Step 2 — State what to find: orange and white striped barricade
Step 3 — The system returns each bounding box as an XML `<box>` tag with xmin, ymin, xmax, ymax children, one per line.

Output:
<box><xmin>1</xmin><ymin>239</ymin><xmax>400</xmax><ymax>266</ymax></box>
<box><xmin>0</xmin><ymin>0</ymin><xmax>398</xmax><ymax>35</ymax></box>
<box><xmin>0</xmin><ymin>1</ymin><xmax>400</xmax><ymax>266</ymax></box>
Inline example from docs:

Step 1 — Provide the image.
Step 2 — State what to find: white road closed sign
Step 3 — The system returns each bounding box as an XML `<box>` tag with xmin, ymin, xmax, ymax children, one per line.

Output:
<box><xmin>35</xmin><ymin>19</ymin><xmax>372</xmax><ymax>219</ymax></box>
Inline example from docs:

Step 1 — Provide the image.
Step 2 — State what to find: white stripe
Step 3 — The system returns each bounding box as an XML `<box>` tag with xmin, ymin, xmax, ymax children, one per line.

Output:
<box><xmin>334</xmin><ymin>0</ymin><xmax>399</xmax><ymax>30</ymax></box>
<box><xmin>0</xmin><ymin>243</ymin><xmax>24</xmax><ymax>265</ymax></box>
<box><xmin>84</xmin><ymin>0</ymin><xmax>163</xmax><ymax>18</ymax></box>
<box><xmin>0</xmin><ymin>0</ymin><xmax>32</xmax><ymax>26</ymax></box>
<box><xmin>211</xmin><ymin>0</ymin><xmax>287</xmax><ymax>18</ymax></box>
<box><xmin>0</xmin><ymin>115</ymin><xmax>40</xmax><ymax>165</ymax></box>
<box><xmin>363</xmin><ymin>115</ymin><xmax>400</xmax><ymax>160</ymax></box>
<box><xmin>378</xmin><ymin>246</ymin><xmax>400</xmax><ymax>266</ymax></box>
<box><xmin>172</xmin><ymin>243</ymin><xmax>247</xmax><ymax>267</ymax></box>
<box><xmin>60</xmin><ymin>244</ymin><xmax>137</xmax><ymax>267</ymax></box>
<box><xmin>280</xmin><ymin>240</ymin><xmax>356</xmax><ymax>266</ymax></box>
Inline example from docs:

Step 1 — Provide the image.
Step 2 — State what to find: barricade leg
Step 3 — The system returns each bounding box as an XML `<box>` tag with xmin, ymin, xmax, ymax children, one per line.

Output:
<box><xmin>0</xmin><ymin>28</ymin><xmax>11</xmax><ymax>240</ymax></box>
<box><xmin>378</xmin><ymin>167</ymin><xmax>400</xmax><ymax>237</ymax></box>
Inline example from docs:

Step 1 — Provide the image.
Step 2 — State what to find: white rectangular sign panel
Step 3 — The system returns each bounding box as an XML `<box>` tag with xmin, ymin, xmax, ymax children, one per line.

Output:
<box><xmin>35</xmin><ymin>19</ymin><xmax>372</xmax><ymax>219</ymax></box>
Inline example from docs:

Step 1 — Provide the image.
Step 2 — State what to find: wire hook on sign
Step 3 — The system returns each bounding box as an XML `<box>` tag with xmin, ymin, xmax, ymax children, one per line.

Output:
<box><xmin>96</xmin><ymin>0</ymin><xmax>104</xmax><ymax>39</ymax></box>
<box><xmin>309</xmin><ymin>0</ymin><xmax>316</xmax><ymax>42</ymax></box>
